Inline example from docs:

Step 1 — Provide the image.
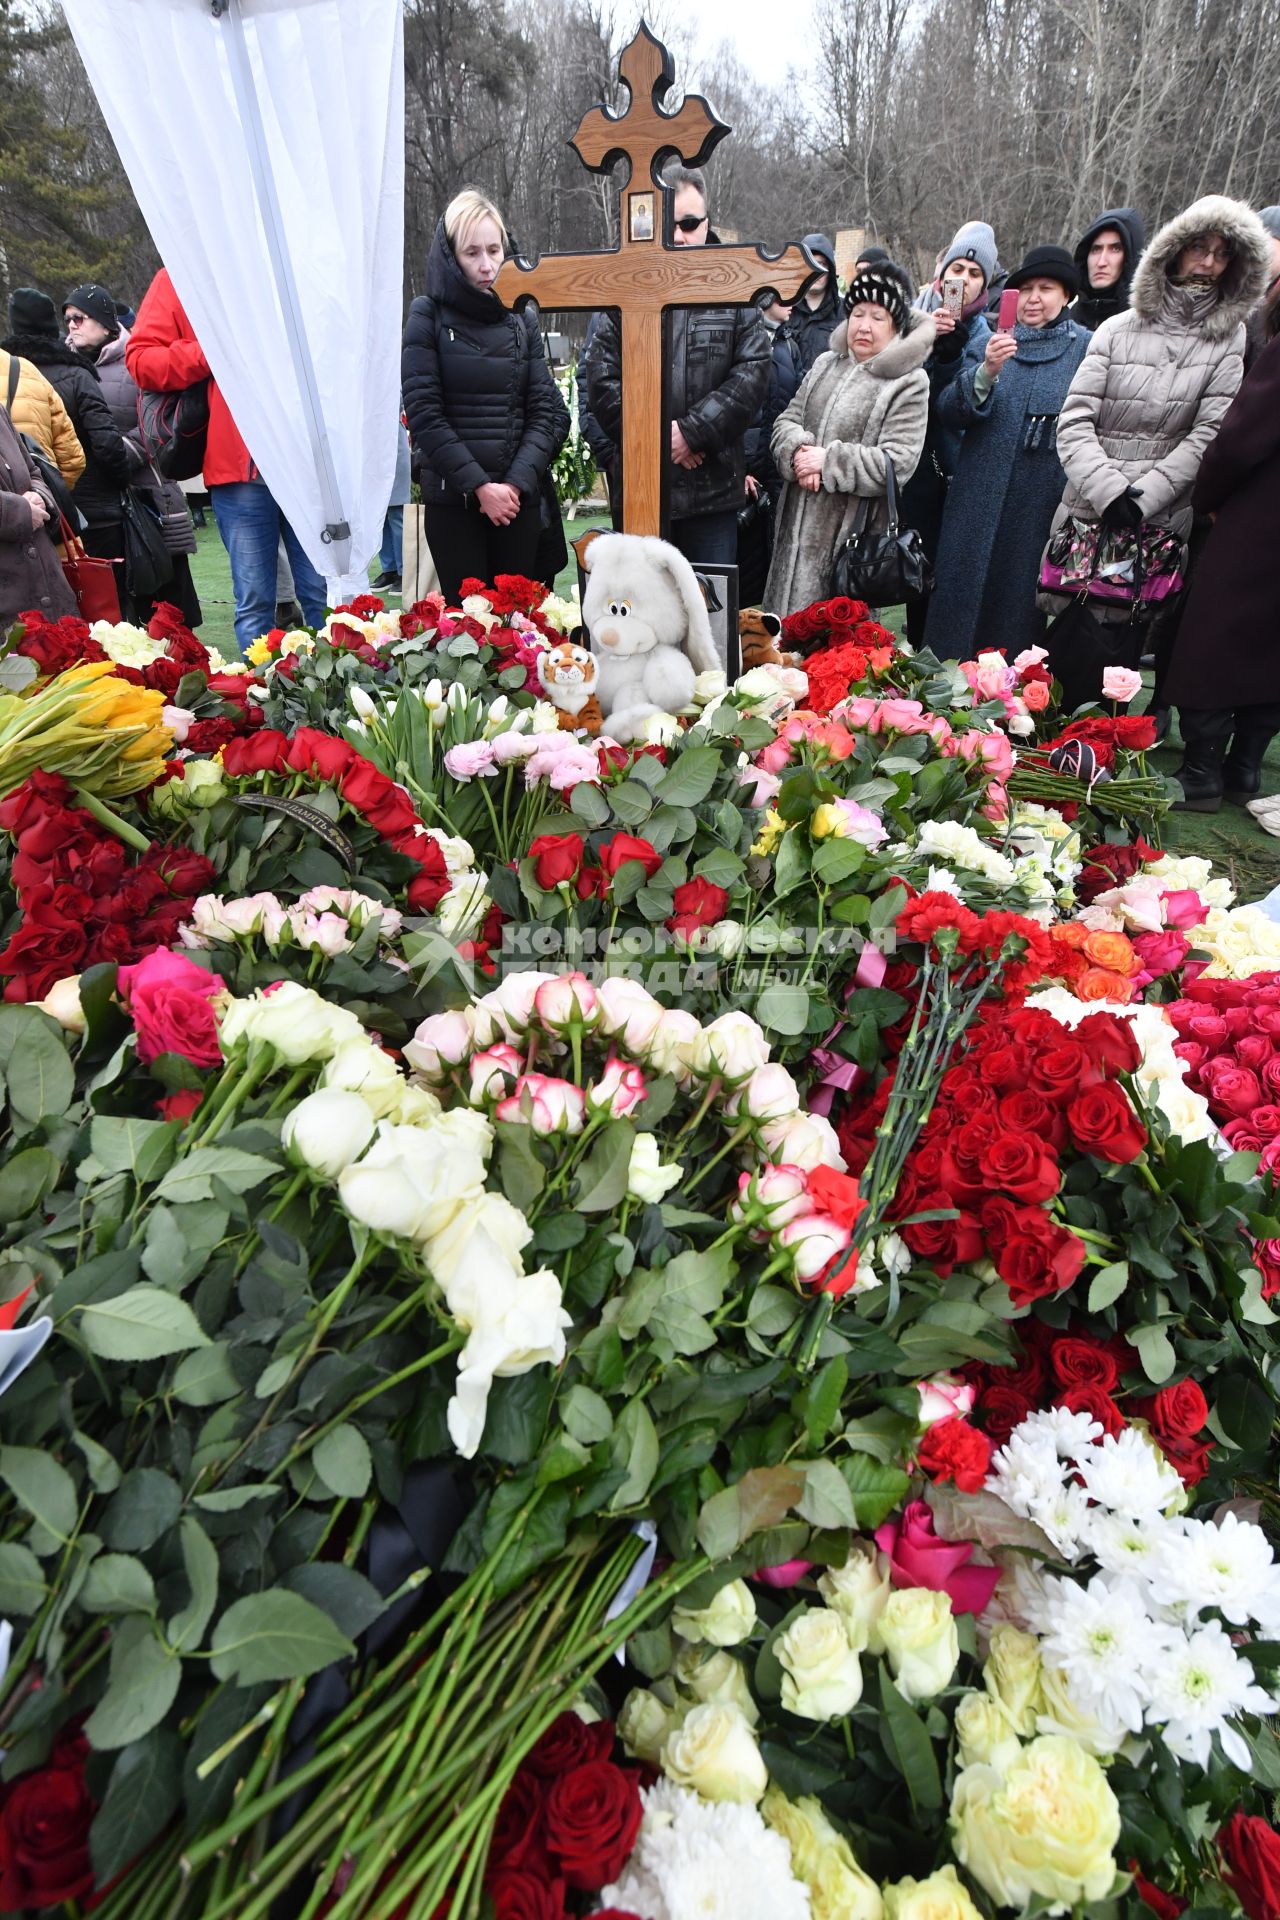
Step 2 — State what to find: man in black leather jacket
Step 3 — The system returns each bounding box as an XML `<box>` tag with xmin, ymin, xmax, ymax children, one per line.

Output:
<box><xmin>586</xmin><ymin>166</ymin><xmax>771</xmax><ymax>567</ymax></box>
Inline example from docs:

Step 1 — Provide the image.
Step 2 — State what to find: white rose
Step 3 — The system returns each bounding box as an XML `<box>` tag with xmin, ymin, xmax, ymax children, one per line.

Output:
<box><xmin>626</xmin><ymin>1133</ymin><xmax>684</xmax><ymax>1203</ymax></box>
<box><xmin>692</xmin><ymin>668</ymin><xmax>727</xmax><ymax>706</ymax></box>
<box><xmin>777</xmin><ymin>1607</ymin><xmax>864</xmax><ymax>1720</ymax></box>
<box><xmin>673</xmin><ymin>1577</ymin><xmax>757</xmax><ymax>1646</ymax></box>
<box><xmin>393</xmin><ymin>1082</ymin><xmax>444</xmax><ymax>1127</ymax></box>
<box><xmin>291</xmin><ymin>910</ymin><xmax>352</xmax><ymax>957</ymax></box>
<box><xmin>880</xmin><ymin>1589</ymin><xmax>959</xmax><ymax>1704</ymax></box>
<box><xmin>660</xmin><ymin>1701</ymin><xmax>767</xmax><ymax>1804</ymax></box>
<box><xmin>641</xmin><ymin>711</ymin><xmax>680</xmax><ymax>745</ymax></box>
<box><xmin>618</xmin><ymin>1687</ymin><xmax>682</xmax><ymax>1764</ymax></box>
<box><xmin>437</xmin><ymin>875</ymin><xmax>491</xmax><ymax>940</ymax></box>
<box><xmin>686</xmin><ymin>1011</ymin><xmax>770</xmax><ymax>1083</ymax></box>
<box><xmin>917</xmin><ymin>1372</ymin><xmax>976</xmax><ymax>1427</ymax></box>
<box><xmin>954</xmin><ymin>1690</ymin><xmax>1024</xmax><ymax>1772</ymax></box>
<box><xmin>404</xmin><ymin>1009</ymin><xmax>474</xmax><ymax>1080</ymax></box>
<box><xmin>282</xmin><ymin>1088</ymin><xmax>377</xmax><ymax>1179</ymax></box>
<box><xmin>818</xmin><ymin>1542</ymin><xmax>892</xmax><ymax>1654</ymax></box>
<box><xmin>472</xmin><ymin>970</ymin><xmax>561</xmax><ymax>1045</ymax></box>
<box><xmin>705</xmin><ymin>918</ymin><xmax>746</xmax><ymax>959</ymax></box>
<box><xmin>320</xmin><ymin>1036</ymin><xmax>406</xmax><ymax>1119</ymax></box>
<box><xmin>642</xmin><ymin>1007</ymin><xmax>702</xmax><ymax>1081</ymax></box>
<box><xmin>425</xmin><ymin>1191</ymin><xmax>532</xmax><ymax>1288</ymax></box>
<box><xmin>760</xmin><ymin>1110</ymin><xmax>847</xmax><ymax>1171</ymax></box>
<box><xmin>218</xmin><ymin>981</ymin><xmax>365</xmax><ymax>1065</ymax></box>
<box><xmin>597</xmin><ymin>977</ymin><xmax>665</xmax><ymax>1052</ymax></box>
<box><xmin>673</xmin><ymin>1646</ymin><xmax>760</xmax><ymax>1725</ymax></box>
<box><xmin>732</xmin><ymin>1062</ymin><xmax>802</xmax><ymax>1121</ymax></box>
<box><xmin>35</xmin><ymin>974</ymin><xmax>85</xmax><ymax>1033</ymax></box>
<box><xmin>883</xmin><ymin>1865</ymin><xmax>981</xmax><ymax>1920</ymax></box>
<box><xmin>338</xmin><ymin>1110</ymin><xmax>491</xmax><ymax>1245</ymax></box>
<box><xmin>447</xmin><ymin>1264</ymin><xmax>571</xmax><ymax>1457</ymax></box>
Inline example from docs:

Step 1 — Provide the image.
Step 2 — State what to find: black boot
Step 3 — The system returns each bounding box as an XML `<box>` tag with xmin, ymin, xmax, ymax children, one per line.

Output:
<box><xmin>1223</xmin><ymin>705</ymin><xmax>1280</xmax><ymax>806</ymax></box>
<box><xmin>1147</xmin><ymin>705</ymin><xmax>1171</xmax><ymax>745</ymax></box>
<box><xmin>1172</xmin><ymin>707</ymin><xmax>1235</xmax><ymax>812</ymax></box>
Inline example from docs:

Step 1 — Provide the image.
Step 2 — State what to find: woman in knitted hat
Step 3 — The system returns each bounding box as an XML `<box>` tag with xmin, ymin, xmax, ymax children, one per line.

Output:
<box><xmin>925</xmin><ymin>244</ymin><xmax>1088</xmax><ymax>662</ymax></box>
<box><xmin>764</xmin><ymin>264</ymin><xmax>933</xmax><ymax>615</ymax></box>
<box><xmin>64</xmin><ymin>282</ymin><xmax>201</xmax><ymax>627</ymax></box>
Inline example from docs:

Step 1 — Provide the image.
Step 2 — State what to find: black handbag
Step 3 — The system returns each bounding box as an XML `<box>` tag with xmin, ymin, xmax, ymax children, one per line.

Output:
<box><xmin>1043</xmin><ymin>526</ymin><xmax>1147</xmax><ymax>713</ymax></box>
<box><xmin>830</xmin><ymin>452</ymin><xmax>932</xmax><ymax>607</ymax></box>
<box><xmin>119</xmin><ymin>487</ymin><xmax>175</xmax><ymax>600</ymax></box>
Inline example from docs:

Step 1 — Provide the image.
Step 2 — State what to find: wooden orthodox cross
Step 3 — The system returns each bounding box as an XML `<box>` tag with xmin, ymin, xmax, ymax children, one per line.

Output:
<box><xmin>495</xmin><ymin>21</ymin><xmax>816</xmax><ymax>537</ymax></box>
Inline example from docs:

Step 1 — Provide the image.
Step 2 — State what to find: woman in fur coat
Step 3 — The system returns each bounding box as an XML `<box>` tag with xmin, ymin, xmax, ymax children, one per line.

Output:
<box><xmin>925</xmin><ymin>246</ymin><xmax>1088</xmax><ymax>662</ymax></box>
<box><xmin>765</xmin><ymin>265</ymin><xmax>932</xmax><ymax>617</ymax></box>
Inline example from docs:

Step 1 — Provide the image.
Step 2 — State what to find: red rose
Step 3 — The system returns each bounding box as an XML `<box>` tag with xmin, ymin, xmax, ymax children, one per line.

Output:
<box><xmin>978</xmin><ymin>1130</ymin><xmax>1060</xmax><ymax>1206</ymax></box>
<box><xmin>576</xmin><ymin>864</ymin><xmax>607</xmax><ymax>901</ymax></box>
<box><xmin>807</xmin><ymin>1166</ymin><xmax>866</xmax><ymax>1229</ymax></box>
<box><xmin>487</xmin><ymin>1868</ymin><xmax>565</xmax><ymax>1920</ymax></box>
<box><xmin>523</xmin><ymin>1712</ymin><xmax>614</xmax><ymax>1780</ymax></box>
<box><xmin>528</xmin><ymin>833</ymin><xmax>585</xmax><ymax>890</ymax></box>
<box><xmin>598</xmin><ymin>834</ymin><xmax>662</xmax><ymax>881</ymax></box>
<box><xmin>1129</xmin><ymin>1860</ymin><xmax>1187</xmax><ymax>1918</ymax></box>
<box><xmin>1220</xmin><ymin>1812</ymin><xmax>1280</xmax><ymax>1920</ymax></box>
<box><xmin>1067</xmin><ymin>1082</ymin><xmax>1147</xmax><ymax>1163</ymax></box>
<box><xmin>490</xmin><ymin>1771</ymin><xmax>552</xmax><ymax>1878</ymax></box>
<box><xmin>543</xmin><ymin>1760</ymin><xmax>642</xmax><ymax>1891</ymax></box>
<box><xmin>1074</xmin><ymin>1010</ymin><xmax>1143</xmax><ymax>1076</ymax></box>
<box><xmin>1077</xmin><ymin>842</ymin><xmax>1144</xmax><ymax>902</ymax></box>
<box><xmin>157</xmin><ymin>1088</ymin><xmax>203</xmax><ymax>1123</ymax></box>
<box><xmin>153</xmin><ymin>848</ymin><xmax>218</xmax><ymax>899</ymax></box>
<box><xmin>1200</xmin><ymin>1058</ymin><xmax>1263</xmax><ymax>1118</ymax></box>
<box><xmin>1148</xmin><ymin>1378</ymin><xmax>1208</xmax><ymax>1441</ymax></box>
<box><xmin>1059</xmin><ymin>1382</ymin><xmax>1124</xmax><ymax>1437</ymax></box>
<box><xmin>117</xmin><ymin>948</ymin><xmax>223</xmax><ymax>1067</ymax></box>
<box><xmin>0</xmin><ymin>1738</ymin><xmax>96</xmax><ymax>1910</ymax></box>
<box><xmin>666</xmin><ymin>878</ymin><xmax>729</xmax><ymax>933</ymax></box>
<box><xmin>339</xmin><ymin>759</ymin><xmax>396</xmax><ymax>816</ymax></box>
<box><xmin>1028</xmin><ymin>1040</ymin><xmax>1097</xmax><ymax>1104</ymax></box>
<box><xmin>407</xmin><ymin>868</ymin><xmax>452</xmax><ymax>914</ymax></box>
<box><xmin>917</xmin><ymin>1416</ymin><xmax>992</xmax><ymax>1493</ymax></box>
<box><xmin>1049</xmin><ymin>1337</ymin><xmax>1120</xmax><ymax>1392</ymax></box>
<box><xmin>991</xmin><ymin>1206</ymin><xmax>1087</xmax><ymax>1305</ymax></box>
<box><xmin>223</xmin><ymin>730</ymin><xmax>289</xmax><ymax>776</ymax></box>
<box><xmin>286</xmin><ymin>728</ymin><xmax>356</xmax><ymax>782</ymax></box>
<box><xmin>978</xmin><ymin>1382</ymin><xmax>1037</xmax><ymax>1444</ymax></box>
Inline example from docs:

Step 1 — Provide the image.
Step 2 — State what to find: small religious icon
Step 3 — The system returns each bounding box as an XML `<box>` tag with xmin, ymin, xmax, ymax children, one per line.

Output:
<box><xmin>628</xmin><ymin>192</ymin><xmax>655</xmax><ymax>242</ymax></box>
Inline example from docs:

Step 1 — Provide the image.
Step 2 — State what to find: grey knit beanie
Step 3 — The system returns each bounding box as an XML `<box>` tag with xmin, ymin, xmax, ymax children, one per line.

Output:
<box><xmin>940</xmin><ymin>220</ymin><xmax>998</xmax><ymax>287</ymax></box>
<box><xmin>1259</xmin><ymin>206</ymin><xmax>1280</xmax><ymax>242</ymax></box>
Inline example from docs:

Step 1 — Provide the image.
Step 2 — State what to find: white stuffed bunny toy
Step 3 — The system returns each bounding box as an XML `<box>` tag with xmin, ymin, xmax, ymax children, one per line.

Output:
<box><xmin>579</xmin><ymin>533</ymin><xmax>721</xmax><ymax>742</ymax></box>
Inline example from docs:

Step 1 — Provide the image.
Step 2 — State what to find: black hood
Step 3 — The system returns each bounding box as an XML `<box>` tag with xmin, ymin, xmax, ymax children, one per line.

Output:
<box><xmin>1073</xmin><ymin>207</ymin><xmax>1145</xmax><ymax>290</ymax></box>
<box><xmin>0</xmin><ymin>331</ymin><xmax>96</xmax><ymax>373</ymax></box>
<box><xmin>424</xmin><ymin>218</ymin><xmax>509</xmax><ymax>323</ymax></box>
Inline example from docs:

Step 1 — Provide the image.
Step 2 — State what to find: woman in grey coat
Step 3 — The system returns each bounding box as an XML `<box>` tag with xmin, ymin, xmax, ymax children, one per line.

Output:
<box><xmin>765</xmin><ymin>265</ymin><xmax>932</xmax><ymax>617</ymax></box>
<box><xmin>925</xmin><ymin>247</ymin><xmax>1088</xmax><ymax>662</ymax></box>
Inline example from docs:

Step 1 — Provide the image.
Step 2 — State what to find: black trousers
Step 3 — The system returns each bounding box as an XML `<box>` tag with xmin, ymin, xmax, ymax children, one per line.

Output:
<box><xmin>423</xmin><ymin>500</ymin><xmax>541</xmax><ymax>606</ymax></box>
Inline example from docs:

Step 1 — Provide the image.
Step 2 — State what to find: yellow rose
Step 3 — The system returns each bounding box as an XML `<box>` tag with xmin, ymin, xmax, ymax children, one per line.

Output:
<box><xmin>660</xmin><ymin>1701</ymin><xmax>767</xmax><ymax>1804</ymax></box>
<box><xmin>983</xmin><ymin>1624</ymin><xmax>1043</xmax><ymax>1736</ymax></box>
<box><xmin>811</xmin><ymin>802</ymin><xmax>847</xmax><ymax>839</ymax></box>
<box><xmin>762</xmin><ymin>1788</ymin><xmax>829</xmax><ymax>1878</ymax></box>
<box><xmin>674</xmin><ymin>1645</ymin><xmax>760</xmax><ymax>1725</ymax></box>
<box><xmin>672</xmin><ymin>1576</ymin><xmax>757</xmax><ymax>1647</ymax></box>
<box><xmin>954</xmin><ymin>1691</ymin><xmax>1022</xmax><ymax>1772</ymax></box>
<box><xmin>752</xmin><ymin>807</ymin><xmax>785</xmax><ymax>857</ymax></box>
<box><xmin>777</xmin><ymin>1607</ymin><xmax>864</xmax><ymax>1720</ymax></box>
<box><xmin>882</xmin><ymin>1864</ymin><xmax>982</xmax><ymax>1920</ymax></box>
<box><xmin>818</xmin><ymin>1541</ymin><xmax>891</xmax><ymax>1654</ymax></box>
<box><xmin>617</xmin><ymin>1686</ymin><xmax>681</xmax><ymax>1765</ymax></box>
<box><xmin>880</xmin><ymin>1588</ymin><xmax>959</xmax><ymax>1704</ymax></box>
<box><xmin>1035</xmin><ymin>1664</ymin><xmax>1128</xmax><ymax>1759</ymax></box>
<box><xmin>763</xmin><ymin>1791</ymin><xmax>882</xmax><ymax>1920</ymax></box>
<box><xmin>950</xmin><ymin>1735</ymin><xmax>1121</xmax><ymax>1913</ymax></box>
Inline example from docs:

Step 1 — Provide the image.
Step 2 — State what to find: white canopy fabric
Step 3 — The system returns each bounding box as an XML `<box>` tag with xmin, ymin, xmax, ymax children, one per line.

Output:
<box><xmin>61</xmin><ymin>0</ymin><xmax>405</xmax><ymax>606</ymax></box>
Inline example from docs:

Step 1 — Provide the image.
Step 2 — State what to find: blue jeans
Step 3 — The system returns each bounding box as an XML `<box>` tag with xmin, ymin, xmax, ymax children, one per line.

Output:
<box><xmin>210</xmin><ymin>479</ymin><xmax>328</xmax><ymax>650</ymax></box>
<box><xmin>379</xmin><ymin>506</ymin><xmax>404</xmax><ymax>577</ymax></box>
<box><xmin>669</xmin><ymin>509</ymin><xmax>739</xmax><ymax>569</ymax></box>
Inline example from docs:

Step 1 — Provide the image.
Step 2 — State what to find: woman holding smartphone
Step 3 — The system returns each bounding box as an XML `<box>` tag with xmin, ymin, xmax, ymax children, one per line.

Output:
<box><xmin>765</xmin><ymin>263</ymin><xmax>933</xmax><ymax>616</ymax></box>
<box><xmin>402</xmin><ymin>189</ymin><xmax>563</xmax><ymax>605</ymax></box>
<box><xmin>924</xmin><ymin>245</ymin><xmax>1088</xmax><ymax>661</ymax></box>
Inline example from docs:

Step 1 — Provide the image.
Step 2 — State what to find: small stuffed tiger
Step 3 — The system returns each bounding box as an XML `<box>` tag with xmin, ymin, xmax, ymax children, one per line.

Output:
<box><xmin>739</xmin><ymin>608</ymin><xmax>789</xmax><ymax>672</ymax></box>
<box><xmin>537</xmin><ymin>641</ymin><xmax>603</xmax><ymax>735</ymax></box>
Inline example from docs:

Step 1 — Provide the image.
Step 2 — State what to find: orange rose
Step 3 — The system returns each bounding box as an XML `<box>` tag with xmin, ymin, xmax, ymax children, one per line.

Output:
<box><xmin>1021</xmin><ymin>680</ymin><xmax>1050</xmax><ymax>713</ymax></box>
<box><xmin>810</xmin><ymin>722</ymin><xmax>855</xmax><ymax>760</ymax></box>
<box><xmin>867</xmin><ymin>647</ymin><xmax>895</xmax><ymax>673</ymax></box>
<box><xmin>1082</xmin><ymin>930</ymin><xmax>1140</xmax><ymax>976</ymax></box>
<box><xmin>1075</xmin><ymin>966</ymin><xmax>1136</xmax><ymax>1003</ymax></box>
<box><xmin>1054</xmin><ymin>923</ymin><xmax>1090</xmax><ymax>950</ymax></box>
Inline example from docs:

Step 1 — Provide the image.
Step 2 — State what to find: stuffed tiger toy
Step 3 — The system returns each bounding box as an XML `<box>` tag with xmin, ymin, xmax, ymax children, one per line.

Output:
<box><xmin>536</xmin><ymin>641</ymin><xmax>603</xmax><ymax>735</ymax></box>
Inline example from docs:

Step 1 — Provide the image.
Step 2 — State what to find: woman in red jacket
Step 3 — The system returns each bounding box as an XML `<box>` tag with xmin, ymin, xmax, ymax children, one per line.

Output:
<box><xmin>126</xmin><ymin>268</ymin><xmax>328</xmax><ymax>651</ymax></box>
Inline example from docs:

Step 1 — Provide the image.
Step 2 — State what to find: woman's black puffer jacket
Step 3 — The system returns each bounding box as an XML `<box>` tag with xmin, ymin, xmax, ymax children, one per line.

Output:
<box><xmin>0</xmin><ymin>333</ymin><xmax>130</xmax><ymax>527</ymax></box>
<box><xmin>402</xmin><ymin>220</ymin><xmax>561</xmax><ymax>508</ymax></box>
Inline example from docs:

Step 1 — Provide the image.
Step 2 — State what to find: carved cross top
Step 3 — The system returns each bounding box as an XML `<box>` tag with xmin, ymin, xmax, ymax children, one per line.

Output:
<box><xmin>494</xmin><ymin>21</ymin><xmax>816</xmax><ymax>536</ymax></box>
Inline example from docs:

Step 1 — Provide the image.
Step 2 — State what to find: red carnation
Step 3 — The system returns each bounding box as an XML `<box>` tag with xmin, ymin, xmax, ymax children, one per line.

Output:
<box><xmin>807</xmin><ymin>1166</ymin><xmax>866</xmax><ymax>1229</ymax></box>
<box><xmin>543</xmin><ymin>1760</ymin><xmax>642</xmax><ymax>1891</ymax></box>
<box><xmin>918</xmin><ymin>1416</ymin><xmax>992</xmax><ymax>1494</ymax></box>
<box><xmin>528</xmin><ymin>833</ymin><xmax>585</xmax><ymax>890</ymax></box>
<box><xmin>1220</xmin><ymin>1812</ymin><xmax>1280</xmax><ymax>1920</ymax></box>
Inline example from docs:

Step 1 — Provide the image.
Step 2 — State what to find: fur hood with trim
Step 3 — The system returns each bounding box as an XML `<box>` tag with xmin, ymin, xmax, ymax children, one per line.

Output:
<box><xmin>824</xmin><ymin>308</ymin><xmax>937</xmax><ymax>375</ymax></box>
<box><xmin>1129</xmin><ymin>195</ymin><xmax>1270</xmax><ymax>341</ymax></box>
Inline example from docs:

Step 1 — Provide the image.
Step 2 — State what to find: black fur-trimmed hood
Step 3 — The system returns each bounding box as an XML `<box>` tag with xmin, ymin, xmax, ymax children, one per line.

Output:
<box><xmin>0</xmin><ymin>332</ymin><xmax>99</xmax><ymax>376</ymax></box>
<box><xmin>1129</xmin><ymin>195</ymin><xmax>1270</xmax><ymax>342</ymax></box>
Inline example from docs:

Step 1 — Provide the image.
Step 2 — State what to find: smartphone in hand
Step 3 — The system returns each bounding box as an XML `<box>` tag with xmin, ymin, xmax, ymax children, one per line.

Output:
<box><xmin>997</xmin><ymin>288</ymin><xmax>1019</xmax><ymax>332</ymax></box>
<box><xmin>942</xmin><ymin>278</ymin><xmax>964</xmax><ymax>317</ymax></box>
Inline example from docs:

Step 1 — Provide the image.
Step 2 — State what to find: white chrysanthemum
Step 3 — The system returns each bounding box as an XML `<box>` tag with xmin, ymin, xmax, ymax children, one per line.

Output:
<box><xmin>1021</xmin><ymin>1406</ymin><xmax>1107</xmax><ymax>1460</ymax></box>
<box><xmin>915</xmin><ymin>819</ymin><xmax>1016</xmax><ymax>885</ymax></box>
<box><xmin>1035</xmin><ymin>1574</ymin><xmax>1171</xmax><ymax>1731</ymax></box>
<box><xmin>1148</xmin><ymin>1512</ymin><xmax>1280</xmax><ymax>1632</ymax></box>
<box><xmin>1077</xmin><ymin>1429</ymin><xmax>1184</xmax><ymax>1521</ymax></box>
<box><xmin>1086</xmin><ymin>1512</ymin><xmax>1165</xmax><ymax>1583</ymax></box>
<box><xmin>1145</xmin><ymin>1620</ymin><xmax>1276</xmax><ymax>1771</ymax></box>
<box><xmin>603</xmin><ymin>1779</ymin><xmax>810</xmax><ymax>1920</ymax></box>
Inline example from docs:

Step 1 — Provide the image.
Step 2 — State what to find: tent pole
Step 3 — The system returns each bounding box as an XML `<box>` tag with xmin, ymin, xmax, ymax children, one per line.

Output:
<box><xmin>218</xmin><ymin>0</ymin><xmax>355</xmax><ymax>591</ymax></box>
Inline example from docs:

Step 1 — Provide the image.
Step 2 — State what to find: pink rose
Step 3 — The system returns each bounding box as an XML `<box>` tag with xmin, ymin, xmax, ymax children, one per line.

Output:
<box><xmin>587</xmin><ymin>1051</ymin><xmax>648</xmax><ymax>1120</ymax></box>
<box><xmin>495</xmin><ymin>1072</ymin><xmax>586</xmax><ymax>1135</ymax></box>
<box><xmin>1262</xmin><ymin>1056</ymin><xmax>1280</xmax><ymax>1100</ymax></box>
<box><xmin>443</xmin><ymin>741</ymin><xmax>497</xmax><ymax>780</ymax></box>
<box><xmin>1131</xmin><ymin>929</ymin><xmax>1189</xmax><ymax>981</ymax></box>
<box><xmin>117</xmin><ymin>948</ymin><xmax>223</xmax><ymax>1068</ymax></box>
<box><xmin>916</xmin><ymin>1373</ymin><xmax>976</xmax><ymax>1427</ymax></box>
<box><xmin>740</xmin><ymin>766</ymin><xmax>781</xmax><ymax>808</ymax></box>
<box><xmin>1013</xmin><ymin>645</ymin><xmax>1049</xmax><ymax>671</ymax></box>
<box><xmin>756</xmin><ymin>737</ymin><xmax>793</xmax><ymax>775</ymax></box>
<box><xmin>1101</xmin><ymin>665</ymin><xmax>1143</xmax><ymax>703</ymax></box>
<box><xmin>752</xmin><ymin>1559</ymin><xmax>814</xmax><ymax>1588</ymax></box>
<box><xmin>1251</xmin><ymin>1104</ymin><xmax>1280</xmax><ymax>1139</ymax></box>
<box><xmin>1259</xmin><ymin>1136</ymin><xmax>1280</xmax><ymax>1174</ymax></box>
<box><xmin>468</xmin><ymin>1043</ymin><xmax>522</xmax><ymax>1105</ymax></box>
<box><xmin>875</xmin><ymin>698</ymin><xmax>926</xmax><ymax>734</ymax></box>
<box><xmin>534</xmin><ymin>971</ymin><xmax>600</xmax><ymax>1033</ymax></box>
<box><xmin>838</xmin><ymin>696</ymin><xmax>878</xmax><ymax>731</ymax></box>
<box><xmin>1200</xmin><ymin>1059</ymin><xmax>1263</xmax><ymax>1117</ymax></box>
<box><xmin>1223</xmin><ymin>1121</ymin><xmax>1264</xmax><ymax>1152</ymax></box>
<box><xmin>1234</xmin><ymin>1034</ymin><xmax>1277</xmax><ymax>1071</ymax></box>
<box><xmin>834</xmin><ymin>799</ymin><xmax>887</xmax><ymax>848</ymax></box>
<box><xmin>1160</xmin><ymin>888</ymin><xmax>1207</xmax><ymax>930</ymax></box>
<box><xmin>873</xmin><ymin>1498</ymin><xmax>1000</xmax><ymax>1615</ymax></box>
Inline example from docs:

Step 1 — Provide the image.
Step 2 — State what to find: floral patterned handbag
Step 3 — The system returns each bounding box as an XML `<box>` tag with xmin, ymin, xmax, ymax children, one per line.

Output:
<box><xmin>1039</xmin><ymin>514</ymin><xmax>1186</xmax><ymax>606</ymax></box>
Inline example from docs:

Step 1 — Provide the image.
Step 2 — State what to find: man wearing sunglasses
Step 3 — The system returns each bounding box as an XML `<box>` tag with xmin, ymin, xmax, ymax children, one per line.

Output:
<box><xmin>587</xmin><ymin>164</ymin><xmax>770</xmax><ymax>567</ymax></box>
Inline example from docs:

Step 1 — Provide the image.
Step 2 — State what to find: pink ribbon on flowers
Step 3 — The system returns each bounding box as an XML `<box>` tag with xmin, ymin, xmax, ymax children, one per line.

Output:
<box><xmin>807</xmin><ymin>942</ymin><xmax>888</xmax><ymax>1116</ymax></box>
